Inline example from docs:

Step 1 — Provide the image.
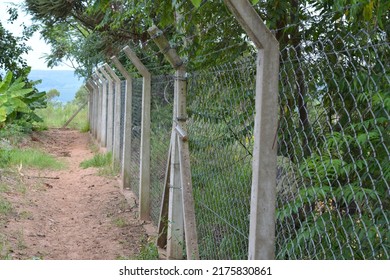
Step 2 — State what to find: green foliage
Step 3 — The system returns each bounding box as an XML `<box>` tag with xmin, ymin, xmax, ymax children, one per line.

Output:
<box><xmin>46</xmin><ymin>89</ymin><xmax>60</xmax><ymax>101</ymax></box>
<box><xmin>74</xmin><ymin>85</ymin><xmax>89</xmax><ymax>105</ymax></box>
<box><xmin>276</xmin><ymin>88</ymin><xmax>389</xmax><ymax>259</ymax></box>
<box><xmin>0</xmin><ymin>122</ymin><xmax>31</xmax><ymax>145</ymax></box>
<box><xmin>190</xmin><ymin>0</ymin><xmax>202</xmax><ymax>8</ymax></box>
<box><xmin>0</xmin><ymin>71</ymin><xmax>47</xmax><ymax>129</ymax></box>
<box><xmin>0</xmin><ymin>71</ymin><xmax>33</xmax><ymax>124</ymax></box>
<box><xmin>135</xmin><ymin>239</ymin><xmax>159</xmax><ymax>260</ymax></box>
<box><xmin>0</xmin><ymin>11</ymin><xmax>36</xmax><ymax>79</ymax></box>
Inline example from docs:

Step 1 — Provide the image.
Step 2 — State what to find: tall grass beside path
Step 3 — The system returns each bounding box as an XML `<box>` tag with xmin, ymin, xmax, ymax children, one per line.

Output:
<box><xmin>36</xmin><ymin>102</ymin><xmax>89</xmax><ymax>131</ymax></box>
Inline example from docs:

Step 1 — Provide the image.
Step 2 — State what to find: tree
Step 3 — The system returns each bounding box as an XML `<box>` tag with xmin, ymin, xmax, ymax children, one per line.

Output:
<box><xmin>0</xmin><ymin>6</ymin><xmax>38</xmax><ymax>79</ymax></box>
<box><xmin>46</xmin><ymin>88</ymin><xmax>60</xmax><ymax>101</ymax></box>
<box><xmin>74</xmin><ymin>85</ymin><xmax>89</xmax><ymax>105</ymax></box>
<box><xmin>0</xmin><ymin>6</ymin><xmax>46</xmax><ymax>129</ymax></box>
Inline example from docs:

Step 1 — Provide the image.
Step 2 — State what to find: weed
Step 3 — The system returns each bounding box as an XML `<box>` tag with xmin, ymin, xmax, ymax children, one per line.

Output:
<box><xmin>0</xmin><ymin>197</ymin><xmax>12</xmax><ymax>215</ymax></box>
<box><xmin>136</xmin><ymin>238</ymin><xmax>159</xmax><ymax>260</ymax></box>
<box><xmin>0</xmin><ymin>234</ymin><xmax>12</xmax><ymax>260</ymax></box>
<box><xmin>113</xmin><ymin>217</ymin><xmax>128</xmax><ymax>228</ymax></box>
<box><xmin>16</xmin><ymin>230</ymin><xmax>27</xmax><ymax>250</ymax></box>
<box><xmin>18</xmin><ymin>211</ymin><xmax>32</xmax><ymax>220</ymax></box>
<box><xmin>80</xmin><ymin>122</ymin><xmax>90</xmax><ymax>133</ymax></box>
<box><xmin>0</xmin><ymin>184</ymin><xmax>10</xmax><ymax>193</ymax></box>
<box><xmin>116</xmin><ymin>238</ymin><xmax>160</xmax><ymax>260</ymax></box>
<box><xmin>98</xmin><ymin>163</ymin><xmax>120</xmax><ymax>178</ymax></box>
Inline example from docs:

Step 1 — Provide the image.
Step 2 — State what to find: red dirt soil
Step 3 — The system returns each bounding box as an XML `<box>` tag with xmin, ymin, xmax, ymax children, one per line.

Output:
<box><xmin>2</xmin><ymin>129</ymin><xmax>153</xmax><ymax>260</ymax></box>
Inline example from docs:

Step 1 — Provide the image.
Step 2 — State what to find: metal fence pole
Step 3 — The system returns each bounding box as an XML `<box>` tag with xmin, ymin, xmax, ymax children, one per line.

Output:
<box><xmin>104</xmin><ymin>64</ymin><xmax>122</xmax><ymax>167</ymax></box>
<box><xmin>148</xmin><ymin>26</ymin><xmax>199</xmax><ymax>260</ymax></box>
<box><xmin>122</xmin><ymin>46</ymin><xmax>151</xmax><ymax>221</ymax></box>
<box><xmin>99</xmin><ymin>67</ymin><xmax>114</xmax><ymax>153</ymax></box>
<box><xmin>111</xmin><ymin>56</ymin><xmax>133</xmax><ymax>191</ymax></box>
<box><xmin>224</xmin><ymin>0</ymin><xmax>279</xmax><ymax>260</ymax></box>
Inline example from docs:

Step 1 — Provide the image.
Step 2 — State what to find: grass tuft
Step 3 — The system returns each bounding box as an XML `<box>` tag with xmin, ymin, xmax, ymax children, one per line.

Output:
<box><xmin>6</xmin><ymin>149</ymin><xmax>65</xmax><ymax>170</ymax></box>
<box><xmin>0</xmin><ymin>197</ymin><xmax>12</xmax><ymax>215</ymax></box>
<box><xmin>80</xmin><ymin>152</ymin><xmax>119</xmax><ymax>178</ymax></box>
<box><xmin>80</xmin><ymin>152</ymin><xmax>112</xmax><ymax>169</ymax></box>
<box><xmin>136</xmin><ymin>239</ymin><xmax>159</xmax><ymax>260</ymax></box>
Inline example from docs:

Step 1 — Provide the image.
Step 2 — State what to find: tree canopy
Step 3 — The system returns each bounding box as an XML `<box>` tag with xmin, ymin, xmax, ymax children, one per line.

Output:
<box><xmin>23</xmin><ymin>0</ymin><xmax>389</xmax><ymax>78</ymax></box>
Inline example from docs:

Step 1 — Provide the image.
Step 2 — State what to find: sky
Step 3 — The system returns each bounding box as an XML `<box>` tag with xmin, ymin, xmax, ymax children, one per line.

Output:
<box><xmin>0</xmin><ymin>0</ymin><xmax>73</xmax><ymax>71</ymax></box>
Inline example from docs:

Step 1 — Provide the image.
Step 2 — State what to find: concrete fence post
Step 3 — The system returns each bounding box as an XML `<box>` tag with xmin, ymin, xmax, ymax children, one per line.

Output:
<box><xmin>95</xmin><ymin>70</ymin><xmax>108</xmax><ymax>147</ymax></box>
<box><xmin>86</xmin><ymin>80</ymin><xmax>95</xmax><ymax>135</ymax></box>
<box><xmin>104</xmin><ymin>64</ymin><xmax>122</xmax><ymax>167</ymax></box>
<box><xmin>224</xmin><ymin>0</ymin><xmax>279</xmax><ymax>260</ymax></box>
<box><xmin>92</xmin><ymin>74</ymin><xmax>102</xmax><ymax>143</ymax></box>
<box><xmin>111</xmin><ymin>56</ymin><xmax>133</xmax><ymax>192</ymax></box>
<box><xmin>99</xmin><ymin>67</ymin><xmax>114</xmax><ymax>153</ymax></box>
<box><xmin>148</xmin><ymin>26</ymin><xmax>199</xmax><ymax>260</ymax></box>
<box><xmin>122</xmin><ymin>46</ymin><xmax>151</xmax><ymax>221</ymax></box>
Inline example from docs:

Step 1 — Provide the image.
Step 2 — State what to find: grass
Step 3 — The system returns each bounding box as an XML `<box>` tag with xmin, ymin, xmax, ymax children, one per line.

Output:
<box><xmin>80</xmin><ymin>152</ymin><xmax>112</xmax><ymax>168</ymax></box>
<box><xmin>0</xmin><ymin>234</ymin><xmax>12</xmax><ymax>260</ymax></box>
<box><xmin>116</xmin><ymin>238</ymin><xmax>160</xmax><ymax>260</ymax></box>
<box><xmin>5</xmin><ymin>148</ymin><xmax>65</xmax><ymax>170</ymax></box>
<box><xmin>80</xmin><ymin>152</ymin><xmax>120</xmax><ymax>178</ymax></box>
<box><xmin>136</xmin><ymin>239</ymin><xmax>159</xmax><ymax>260</ymax></box>
<box><xmin>0</xmin><ymin>184</ymin><xmax>10</xmax><ymax>193</ymax></box>
<box><xmin>0</xmin><ymin>197</ymin><xmax>12</xmax><ymax>215</ymax></box>
<box><xmin>113</xmin><ymin>217</ymin><xmax>128</xmax><ymax>228</ymax></box>
<box><xmin>35</xmin><ymin>101</ymin><xmax>89</xmax><ymax>132</ymax></box>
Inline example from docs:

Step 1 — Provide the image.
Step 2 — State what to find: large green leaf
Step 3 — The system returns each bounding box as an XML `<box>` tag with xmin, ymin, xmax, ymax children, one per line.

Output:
<box><xmin>0</xmin><ymin>72</ymin><xmax>13</xmax><ymax>94</ymax></box>
<box><xmin>0</xmin><ymin>107</ymin><xmax>6</xmax><ymax>123</ymax></box>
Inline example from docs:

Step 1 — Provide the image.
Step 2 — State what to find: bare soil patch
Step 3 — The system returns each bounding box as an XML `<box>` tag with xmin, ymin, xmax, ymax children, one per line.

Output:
<box><xmin>2</xmin><ymin>129</ymin><xmax>149</xmax><ymax>260</ymax></box>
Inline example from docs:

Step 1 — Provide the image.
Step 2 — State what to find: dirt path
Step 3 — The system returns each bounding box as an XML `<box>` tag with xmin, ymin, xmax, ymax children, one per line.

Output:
<box><xmin>3</xmin><ymin>129</ymin><xmax>148</xmax><ymax>260</ymax></box>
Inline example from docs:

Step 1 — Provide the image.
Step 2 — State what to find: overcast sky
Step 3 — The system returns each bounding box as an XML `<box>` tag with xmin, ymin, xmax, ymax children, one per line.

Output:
<box><xmin>0</xmin><ymin>0</ymin><xmax>73</xmax><ymax>70</ymax></box>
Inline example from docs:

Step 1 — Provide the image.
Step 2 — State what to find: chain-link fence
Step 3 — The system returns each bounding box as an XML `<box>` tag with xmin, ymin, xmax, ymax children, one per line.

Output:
<box><xmin>89</xmin><ymin>21</ymin><xmax>388</xmax><ymax>261</ymax></box>
<box><xmin>128</xmin><ymin>78</ymin><xmax>142</xmax><ymax>196</ymax></box>
<box><xmin>187</xmin><ymin>57</ymin><xmax>256</xmax><ymax>259</ymax></box>
<box><xmin>149</xmin><ymin>75</ymin><xmax>174</xmax><ymax>224</ymax></box>
<box><xmin>275</xmin><ymin>27</ymin><xmax>389</xmax><ymax>260</ymax></box>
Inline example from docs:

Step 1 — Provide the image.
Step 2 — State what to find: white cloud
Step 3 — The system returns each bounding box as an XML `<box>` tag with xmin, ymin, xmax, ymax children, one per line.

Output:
<box><xmin>0</xmin><ymin>0</ymin><xmax>73</xmax><ymax>70</ymax></box>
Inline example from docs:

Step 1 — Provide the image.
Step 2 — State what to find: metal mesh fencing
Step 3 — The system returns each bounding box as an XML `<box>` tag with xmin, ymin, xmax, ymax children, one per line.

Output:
<box><xmin>187</xmin><ymin>57</ymin><xmax>257</xmax><ymax>259</ymax></box>
<box><xmin>149</xmin><ymin>75</ymin><xmax>174</xmax><ymax>225</ymax></box>
<box><xmin>90</xmin><ymin>24</ymin><xmax>388</xmax><ymax>261</ymax></box>
<box><xmin>275</xmin><ymin>27</ymin><xmax>389</xmax><ymax>260</ymax></box>
<box><xmin>128</xmin><ymin>78</ymin><xmax>142</xmax><ymax>196</ymax></box>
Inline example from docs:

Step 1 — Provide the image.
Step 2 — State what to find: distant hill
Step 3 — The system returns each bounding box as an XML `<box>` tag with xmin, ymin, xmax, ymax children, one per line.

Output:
<box><xmin>29</xmin><ymin>70</ymin><xmax>84</xmax><ymax>103</ymax></box>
